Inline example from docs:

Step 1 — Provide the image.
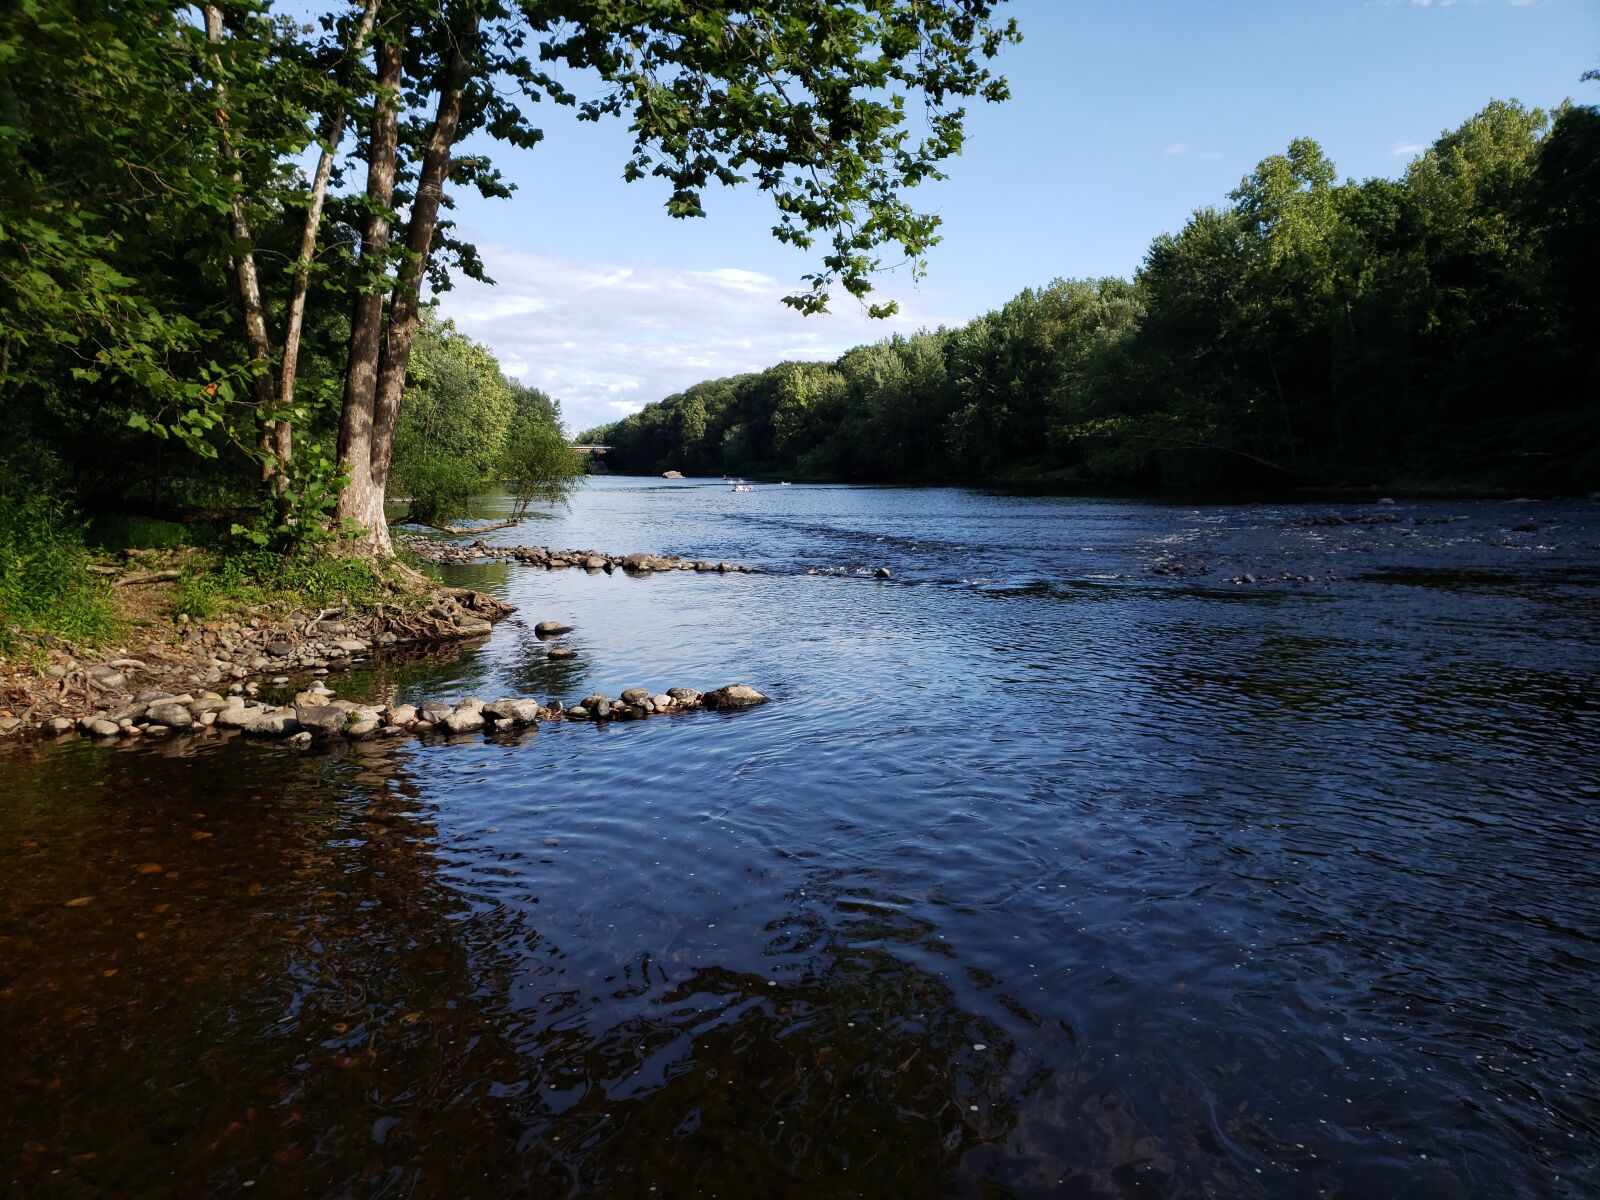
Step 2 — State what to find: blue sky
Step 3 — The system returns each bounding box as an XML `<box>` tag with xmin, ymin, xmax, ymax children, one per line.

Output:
<box><xmin>432</xmin><ymin>0</ymin><xmax>1600</xmax><ymax>432</ymax></box>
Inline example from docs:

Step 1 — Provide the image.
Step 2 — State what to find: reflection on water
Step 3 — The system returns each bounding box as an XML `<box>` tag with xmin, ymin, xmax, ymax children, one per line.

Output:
<box><xmin>3</xmin><ymin>481</ymin><xmax>1599</xmax><ymax>1198</ymax></box>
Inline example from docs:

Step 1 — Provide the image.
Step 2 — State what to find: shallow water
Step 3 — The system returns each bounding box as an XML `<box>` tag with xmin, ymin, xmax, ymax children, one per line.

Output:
<box><xmin>3</xmin><ymin>479</ymin><xmax>1598</xmax><ymax>1198</ymax></box>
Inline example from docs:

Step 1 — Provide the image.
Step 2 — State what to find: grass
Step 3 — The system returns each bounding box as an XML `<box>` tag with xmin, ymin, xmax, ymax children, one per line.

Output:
<box><xmin>2</xmin><ymin>503</ymin><xmax>437</xmax><ymax>666</ymax></box>
<box><xmin>0</xmin><ymin>493</ymin><xmax>122</xmax><ymax>657</ymax></box>
<box><xmin>173</xmin><ymin>548</ymin><xmax>419</xmax><ymax>621</ymax></box>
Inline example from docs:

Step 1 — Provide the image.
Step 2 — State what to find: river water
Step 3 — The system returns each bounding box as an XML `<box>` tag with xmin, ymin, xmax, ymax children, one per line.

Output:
<box><xmin>3</xmin><ymin>478</ymin><xmax>1598</xmax><ymax>1198</ymax></box>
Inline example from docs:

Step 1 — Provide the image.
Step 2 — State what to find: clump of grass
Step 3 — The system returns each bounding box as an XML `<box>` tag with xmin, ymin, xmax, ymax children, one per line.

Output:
<box><xmin>174</xmin><ymin>548</ymin><xmax>416</xmax><ymax>621</ymax></box>
<box><xmin>0</xmin><ymin>491</ymin><xmax>121</xmax><ymax>656</ymax></box>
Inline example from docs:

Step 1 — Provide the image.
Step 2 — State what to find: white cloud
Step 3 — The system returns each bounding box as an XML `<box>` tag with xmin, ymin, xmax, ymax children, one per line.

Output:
<box><xmin>1165</xmin><ymin>142</ymin><xmax>1187</xmax><ymax>156</ymax></box>
<box><xmin>434</xmin><ymin>245</ymin><xmax>962</xmax><ymax>433</ymax></box>
<box><xmin>1390</xmin><ymin>140</ymin><xmax>1426</xmax><ymax>157</ymax></box>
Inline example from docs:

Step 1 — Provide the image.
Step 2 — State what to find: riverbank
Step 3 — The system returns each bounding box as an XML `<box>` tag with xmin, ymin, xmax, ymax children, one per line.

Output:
<box><xmin>1</xmin><ymin>535</ymin><xmax>764</xmax><ymax>742</ymax></box>
<box><xmin>0</xmin><ymin>572</ymin><xmax>512</xmax><ymax>740</ymax></box>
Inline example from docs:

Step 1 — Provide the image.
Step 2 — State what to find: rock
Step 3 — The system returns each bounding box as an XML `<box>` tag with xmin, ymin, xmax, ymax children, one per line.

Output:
<box><xmin>662</xmin><ymin>470</ymin><xmax>684</xmax><ymax>479</ymax></box>
<box><xmin>286</xmin><ymin>731</ymin><xmax>314</xmax><ymax>748</ymax></box>
<box><xmin>455</xmin><ymin>618</ymin><xmax>493</xmax><ymax>636</ymax></box>
<box><xmin>483</xmin><ymin>698</ymin><xmax>541</xmax><ymax>724</ymax></box>
<box><xmin>620</xmin><ymin>687</ymin><xmax>651</xmax><ymax>705</ymax></box>
<box><xmin>88</xmin><ymin>666</ymin><xmax>127</xmax><ymax>690</ymax></box>
<box><xmin>593</xmin><ymin>698</ymin><xmax>612</xmax><ymax>719</ymax></box>
<box><xmin>651</xmin><ymin>695</ymin><xmax>674</xmax><ymax>710</ymax></box>
<box><xmin>334</xmin><ymin>638</ymin><xmax>369</xmax><ymax>653</ymax></box>
<box><xmin>547</xmin><ymin>646</ymin><xmax>577</xmax><ymax>660</ymax></box>
<box><xmin>146</xmin><ymin>702</ymin><xmax>193</xmax><ymax>729</ymax></box>
<box><xmin>45</xmin><ymin>717</ymin><xmax>76</xmax><ymax>735</ymax></box>
<box><xmin>457</xmin><ymin>697</ymin><xmax>485</xmax><ymax>712</ymax></box>
<box><xmin>266</xmin><ymin>639</ymin><xmax>293</xmax><ymax>658</ymax></box>
<box><xmin>345</xmin><ymin>718</ymin><xmax>381</xmax><ymax>740</ymax></box>
<box><xmin>420</xmin><ymin>700</ymin><xmax>454</xmax><ymax>723</ymax></box>
<box><xmin>295</xmin><ymin>705</ymin><xmax>349</xmax><ymax>737</ymax></box>
<box><xmin>874</xmin><ymin>566</ymin><xmax>892</xmax><ymax>579</ymax></box>
<box><xmin>702</xmin><ymin>684</ymin><xmax>770</xmax><ymax>710</ymax></box>
<box><xmin>386</xmin><ymin>704</ymin><xmax>418</xmax><ymax>726</ymax></box>
<box><xmin>215</xmin><ymin>705</ymin><xmax>262</xmax><ymax>729</ymax></box>
<box><xmin>566</xmin><ymin>706</ymin><xmax>589</xmax><ymax>719</ymax></box>
<box><xmin>717</xmin><ymin>562</ymin><xmax>731</xmax><ymax>573</ymax></box>
<box><xmin>666</xmin><ymin>687</ymin><xmax>703</xmax><ymax>704</ymax></box>
<box><xmin>443</xmin><ymin>707</ymin><xmax>485</xmax><ymax>734</ymax></box>
<box><xmin>534</xmin><ymin>621</ymin><xmax>572</xmax><ymax>637</ymax></box>
<box><xmin>78</xmin><ymin>717</ymin><xmax>120</xmax><ymax>738</ymax></box>
<box><xmin>134</xmin><ymin>690</ymin><xmax>173</xmax><ymax>704</ymax></box>
<box><xmin>245</xmin><ymin>712</ymin><xmax>301</xmax><ymax>737</ymax></box>
<box><xmin>622</xmin><ymin>553</ymin><xmax>655</xmax><ymax>572</ymax></box>
<box><xmin>583</xmin><ymin>555</ymin><xmax>607</xmax><ymax>570</ymax></box>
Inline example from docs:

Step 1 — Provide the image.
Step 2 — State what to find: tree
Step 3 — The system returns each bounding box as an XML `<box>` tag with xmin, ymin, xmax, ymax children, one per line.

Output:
<box><xmin>330</xmin><ymin>0</ymin><xmax>1020</xmax><ymax>553</ymax></box>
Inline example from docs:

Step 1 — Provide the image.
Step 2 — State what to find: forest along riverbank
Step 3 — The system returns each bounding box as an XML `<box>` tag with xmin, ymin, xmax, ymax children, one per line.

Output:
<box><xmin>0</xmin><ymin>540</ymin><xmax>758</xmax><ymax>742</ymax></box>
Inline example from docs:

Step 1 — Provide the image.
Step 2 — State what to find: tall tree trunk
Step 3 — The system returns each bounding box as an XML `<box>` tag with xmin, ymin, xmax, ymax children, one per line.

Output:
<box><xmin>205</xmin><ymin>5</ymin><xmax>278</xmax><ymax>483</ymax></box>
<box><xmin>334</xmin><ymin>30</ymin><xmax>404</xmax><ymax>553</ymax></box>
<box><xmin>369</xmin><ymin>39</ymin><xmax>473</xmax><ymax>495</ymax></box>
<box><xmin>275</xmin><ymin>0</ymin><xmax>382</xmax><ymax>509</ymax></box>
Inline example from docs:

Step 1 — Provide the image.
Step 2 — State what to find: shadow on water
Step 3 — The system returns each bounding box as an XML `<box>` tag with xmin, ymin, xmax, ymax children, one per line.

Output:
<box><xmin>0</xmin><ymin>742</ymin><xmax>1073</xmax><ymax>1199</ymax></box>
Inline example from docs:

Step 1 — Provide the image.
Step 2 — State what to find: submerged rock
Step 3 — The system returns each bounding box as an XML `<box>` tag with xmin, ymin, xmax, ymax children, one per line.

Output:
<box><xmin>534</xmin><ymin>621</ymin><xmax>572</xmax><ymax>637</ymax></box>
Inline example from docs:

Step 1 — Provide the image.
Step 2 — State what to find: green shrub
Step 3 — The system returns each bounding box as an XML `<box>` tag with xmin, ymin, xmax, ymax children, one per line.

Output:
<box><xmin>175</xmin><ymin>549</ymin><xmax>392</xmax><ymax>621</ymax></box>
<box><xmin>0</xmin><ymin>484</ymin><xmax>120</xmax><ymax>654</ymax></box>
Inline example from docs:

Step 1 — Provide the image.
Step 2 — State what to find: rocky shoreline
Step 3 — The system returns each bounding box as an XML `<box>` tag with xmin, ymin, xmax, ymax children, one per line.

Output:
<box><xmin>399</xmin><ymin>534</ymin><xmax>757</xmax><ymax>574</ymax></box>
<box><xmin>47</xmin><ymin>680</ymin><xmax>770</xmax><ymax>750</ymax></box>
<box><xmin>0</xmin><ymin>587</ymin><xmax>513</xmax><ymax>741</ymax></box>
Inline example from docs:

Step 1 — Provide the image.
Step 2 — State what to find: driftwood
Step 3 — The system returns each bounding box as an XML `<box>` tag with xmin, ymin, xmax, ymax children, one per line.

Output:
<box><xmin>394</xmin><ymin>516</ymin><xmax>523</xmax><ymax>535</ymax></box>
<box><xmin>86</xmin><ymin>566</ymin><xmax>182</xmax><ymax>586</ymax></box>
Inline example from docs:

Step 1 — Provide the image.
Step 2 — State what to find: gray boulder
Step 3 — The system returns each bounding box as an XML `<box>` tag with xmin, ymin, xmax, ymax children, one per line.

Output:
<box><xmin>146</xmin><ymin>702</ymin><xmax>193</xmax><ymax>729</ymax></box>
<box><xmin>534</xmin><ymin>620</ymin><xmax>572</xmax><ymax>637</ymax></box>
<box><xmin>386</xmin><ymin>703</ymin><xmax>419</xmax><ymax>726</ymax></box>
<box><xmin>443</xmin><ymin>707</ymin><xmax>485</xmax><ymax>734</ymax></box>
<box><xmin>295</xmin><ymin>705</ymin><xmax>349</xmax><ymax>737</ymax></box>
<box><xmin>620</xmin><ymin>687</ymin><xmax>651</xmax><ymax>705</ymax></box>
<box><xmin>215</xmin><ymin>704</ymin><xmax>262</xmax><ymax>729</ymax></box>
<box><xmin>79</xmin><ymin>717</ymin><xmax>121</xmax><ymax>738</ymax></box>
<box><xmin>702</xmin><ymin>684</ymin><xmax>770</xmax><ymax>711</ymax></box>
<box><xmin>245</xmin><ymin>712</ymin><xmax>301</xmax><ymax>737</ymax></box>
<box><xmin>666</xmin><ymin>687</ymin><xmax>703</xmax><ymax>704</ymax></box>
<box><xmin>483</xmin><ymin>698</ymin><xmax>541</xmax><ymax>724</ymax></box>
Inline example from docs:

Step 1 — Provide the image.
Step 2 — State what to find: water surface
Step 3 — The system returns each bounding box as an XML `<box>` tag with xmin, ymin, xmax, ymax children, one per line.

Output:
<box><xmin>4</xmin><ymin>479</ymin><xmax>1598</xmax><ymax>1198</ymax></box>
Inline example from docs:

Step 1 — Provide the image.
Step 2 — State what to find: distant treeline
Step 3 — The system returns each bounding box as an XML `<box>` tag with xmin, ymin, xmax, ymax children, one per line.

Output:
<box><xmin>582</xmin><ymin>99</ymin><xmax>1600</xmax><ymax>490</ymax></box>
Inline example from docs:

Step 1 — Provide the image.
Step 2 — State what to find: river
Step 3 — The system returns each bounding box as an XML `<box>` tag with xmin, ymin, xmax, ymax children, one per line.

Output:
<box><xmin>3</xmin><ymin>478</ymin><xmax>1598</xmax><ymax>1198</ymax></box>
